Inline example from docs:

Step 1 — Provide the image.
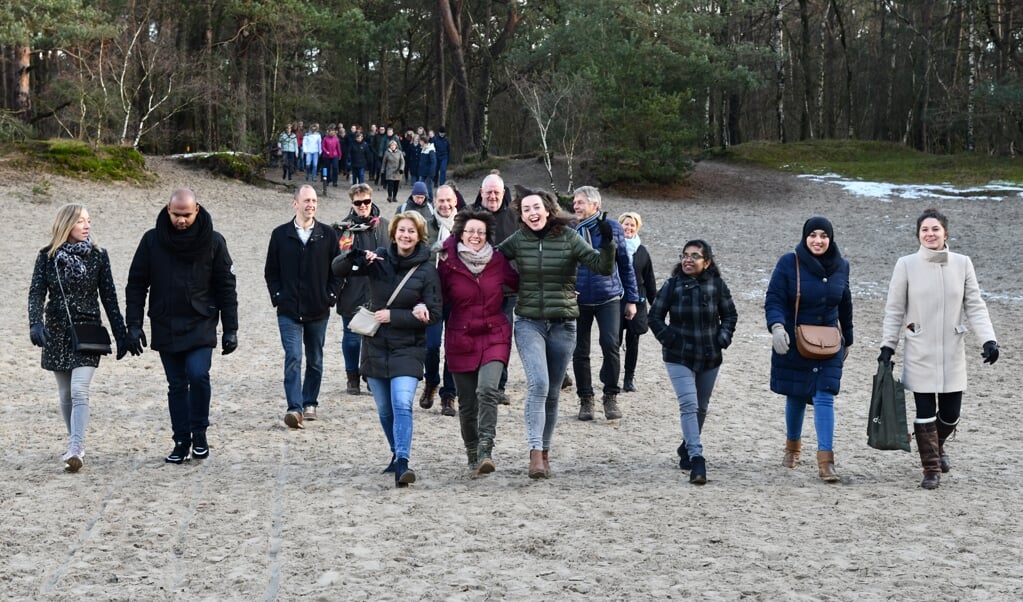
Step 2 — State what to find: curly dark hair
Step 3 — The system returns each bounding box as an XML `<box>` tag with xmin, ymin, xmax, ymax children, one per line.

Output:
<box><xmin>510</xmin><ymin>185</ymin><xmax>571</xmax><ymax>235</ymax></box>
<box><xmin>451</xmin><ymin>209</ymin><xmax>497</xmax><ymax>246</ymax></box>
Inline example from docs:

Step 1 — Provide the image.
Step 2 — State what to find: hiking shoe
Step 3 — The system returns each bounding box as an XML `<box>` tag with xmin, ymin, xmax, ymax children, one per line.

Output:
<box><xmin>62</xmin><ymin>449</ymin><xmax>84</xmax><ymax>473</ymax></box>
<box><xmin>578</xmin><ymin>396</ymin><xmax>594</xmax><ymax>421</ymax></box>
<box><xmin>303</xmin><ymin>406</ymin><xmax>318</xmax><ymax>421</ymax></box>
<box><xmin>284</xmin><ymin>411</ymin><xmax>304</xmax><ymax>429</ymax></box>
<box><xmin>441</xmin><ymin>395</ymin><xmax>457</xmax><ymax>417</ymax></box>
<box><xmin>191</xmin><ymin>432</ymin><xmax>210</xmax><ymax>460</ymax></box>
<box><xmin>419</xmin><ymin>384</ymin><xmax>438</xmax><ymax>409</ymax></box>
<box><xmin>561</xmin><ymin>374</ymin><xmax>573</xmax><ymax>390</ymax></box>
<box><xmin>602</xmin><ymin>393</ymin><xmax>622</xmax><ymax>420</ymax></box>
<box><xmin>165</xmin><ymin>440</ymin><xmax>191</xmax><ymax>464</ymax></box>
<box><xmin>497</xmin><ymin>390</ymin><xmax>511</xmax><ymax>405</ymax></box>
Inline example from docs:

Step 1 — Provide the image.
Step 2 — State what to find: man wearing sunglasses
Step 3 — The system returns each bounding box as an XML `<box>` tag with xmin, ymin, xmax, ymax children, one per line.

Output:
<box><xmin>333</xmin><ymin>184</ymin><xmax>391</xmax><ymax>397</ymax></box>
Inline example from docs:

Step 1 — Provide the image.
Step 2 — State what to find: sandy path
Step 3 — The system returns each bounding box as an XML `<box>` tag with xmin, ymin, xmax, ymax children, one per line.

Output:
<box><xmin>1</xmin><ymin>157</ymin><xmax>1020</xmax><ymax>600</ymax></box>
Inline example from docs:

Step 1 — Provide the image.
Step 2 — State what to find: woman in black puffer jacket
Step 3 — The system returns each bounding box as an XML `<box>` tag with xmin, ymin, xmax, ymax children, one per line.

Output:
<box><xmin>332</xmin><ymin>211</ymin><xmax>441</xmax><ymax>488</ymax></box>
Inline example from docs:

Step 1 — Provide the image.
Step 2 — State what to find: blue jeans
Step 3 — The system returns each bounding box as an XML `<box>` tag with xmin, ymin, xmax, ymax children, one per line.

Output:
<box><xmin>425</xmin><ymin>316</ymin><xmax>456</xmax><ymax>398</ymax></box>
<box><xmin>367</xmin><ymin>376</ymin><xmax>418</xmax><ymax>459</ymax></box>
<box><xmin>785</xmin><ymin>392</ymin><xmax>835</xmax><ymax>451</ymax></box>
<box><xmin>325</xmin><ymin>157</ymin><xmax>339</xmax><ymax>185</ymax></box>
<box><xmin>514</xmin><ymin>317</ymin><xmax>576</xmax><ymax>450</ymax></box>
<box><xmin>436</xmin><ymin>157</ymin><xmax>449</xmax><ymax>185</ymax></box>
<box><xmin>664</xmin><ymin>363</ymin><xmax>719</xmax><ymax>459</ymax></box>
<box><xmin>159</xmin><ymin>347</ymin><xmax>213</xmax><ymax>441</ymax></box>
<box><xmin>351</xmin><ymin>167</ymin><xmax>365</xmax><ymax>184</ymax></box>
<box><xmin>340</xmin><ymin>315</ymin><xmax>362</xmax><ymax>373</ymax></box>
<box><xmin>277</xmin><ymin>315</ymin><xmax>328</xmax><ymax>413</ymax></box>
<box><xmin>304</xmin><ymin>152</ymin><xmax>320</xmax><ymax>180</ymax></box>
<box><xmin>573</xmin><ymin>299</ymin><xmax>622</xmax><ymax>397</ymax></box>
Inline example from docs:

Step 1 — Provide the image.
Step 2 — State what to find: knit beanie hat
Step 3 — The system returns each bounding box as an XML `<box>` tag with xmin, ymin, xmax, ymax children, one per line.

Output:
<box><xmin>802</xmin><ymin>216</ymin><xmax>834</xmax><ymax>241</ymax></box>
<box><xmin>412</xmin><ymin>181</ymin><xmax>429</xmax><ymax>197</ymax></box>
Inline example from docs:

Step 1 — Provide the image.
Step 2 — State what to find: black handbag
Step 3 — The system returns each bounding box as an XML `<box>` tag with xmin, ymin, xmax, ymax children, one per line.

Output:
<box><xmin>55</xmin><ymin>261</ymin><xmax>112</xmax><ymax>355</ymax></box>
<box><xmin>867</xmin><ymin>360</ymin><xmax>911</xmax><ymax>451</ymax></box>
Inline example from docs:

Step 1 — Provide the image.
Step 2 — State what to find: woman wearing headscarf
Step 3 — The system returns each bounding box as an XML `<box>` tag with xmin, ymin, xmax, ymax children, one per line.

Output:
<box><xmin>764</xmin><ymin>217</ymin><xmax>853</xmax><ymax>482</ymax></box>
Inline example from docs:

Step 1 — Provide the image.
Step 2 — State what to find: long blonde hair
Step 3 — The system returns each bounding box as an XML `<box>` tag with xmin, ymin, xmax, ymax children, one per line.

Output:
<box><xmin>46</xmin><ymin>203</ymin><xmax>97</xmax><ymax>258</ymax></box>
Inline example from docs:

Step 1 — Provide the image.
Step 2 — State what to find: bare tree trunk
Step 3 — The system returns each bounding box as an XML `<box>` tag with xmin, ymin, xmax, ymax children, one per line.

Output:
<box><xmin>774</xmin><ymin>0</ymin><xmax>786</xmax><ymax>142</ymax></box>
<box><xmin>798</xmin><ymin>0</ymin><xmax>812</xmax><ymax>140</ymax></box>
<box><xmin>205</xmin><ymin>0</ymin><xmax>215</xmax><ymax>151</ymax></box>
<box><xmin>818</xmin><ymin>1</ymin><xmax>829</xmax><ymax>137</ymax></box>
<box><xmin>436</xmin><ymin>15</ymin><xmax>445</xmax><ymax>129</ymax></box>
<box><xmin>438</xmin><ymin>0</ymin><xmax>474</xmax><ymax>153</ymax></box>
<box><xmin>12</xmin><ymin>43</ymin><xmax>31</xmax><ymax>120</ymax></box>
<box><xmin>830</xmin><ymin>0</ymin><xmax>854</xmax><ymax>137</ymax></box>
<box><xmin>967</xmin><ymin>0</ymin><xmax>976</xmax><ymax>151</ymax></box>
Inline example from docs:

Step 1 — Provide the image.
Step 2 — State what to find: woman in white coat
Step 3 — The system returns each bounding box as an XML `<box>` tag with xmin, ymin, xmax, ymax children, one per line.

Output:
<box><xmin>878</xmin><ymin>208</ymin><xmax>999</xmax><ymax>490</ymax></box>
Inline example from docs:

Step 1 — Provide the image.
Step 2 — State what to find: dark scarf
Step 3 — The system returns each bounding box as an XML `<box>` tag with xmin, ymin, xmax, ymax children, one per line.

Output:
<box><xmin>55</xmin><ymin>240</ymin><xmax>93</xmax><ymax>283</ymax></box>
<box><xmin>156</xmin><ymin>205</ymin><xmax>214</xmax><ymax>261</ymax></box>
<box><xmin>795</xmin><ymin>239</ymin><xmax>843</xmax><ymax>276</ymax></box>
<box><xmin>336</xmin><ymin>204</ymin><xmax>382</xmax><ymax>232</ymax></box>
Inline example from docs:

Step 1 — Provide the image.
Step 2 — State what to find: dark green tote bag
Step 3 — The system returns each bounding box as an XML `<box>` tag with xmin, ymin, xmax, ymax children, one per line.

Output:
<box><xmin>867</xmin><ymin>360</ymin><xmax>911</xmax><ymax>452</ymax></box>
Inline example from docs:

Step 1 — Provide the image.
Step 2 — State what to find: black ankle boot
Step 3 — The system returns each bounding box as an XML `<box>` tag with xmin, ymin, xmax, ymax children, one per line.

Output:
<box><xmin>677</xmin><ymin>442</ymin><xmax>692</xmax><ymax>470</ymax></box>
<box><xmin>395</xmin><ymin>457</ymin><xmax>416</xmax><ymax>488</ymax></box>
<box><xmin>382</xmin><ymin>454</ymin><xmax>396</xmax><ymax>474</ymax></box>
<box><xmin>689</xmin><ymin>456</ymin><xmax>707</xmax><ymax>485</ymax></box>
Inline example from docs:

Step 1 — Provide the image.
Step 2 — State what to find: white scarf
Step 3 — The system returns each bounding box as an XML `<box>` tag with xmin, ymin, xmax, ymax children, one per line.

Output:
<box><xmin>624</xmin><ymin>234</ymin><xmax>641</xmax><ymax>262</ymax></box>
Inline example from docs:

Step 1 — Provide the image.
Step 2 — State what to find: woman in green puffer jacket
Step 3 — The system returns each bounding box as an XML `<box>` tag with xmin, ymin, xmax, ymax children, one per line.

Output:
<box><xmin>497</xmin><ymin>186</ymin><xmax>615</xmax><ymax>479</ymax></box>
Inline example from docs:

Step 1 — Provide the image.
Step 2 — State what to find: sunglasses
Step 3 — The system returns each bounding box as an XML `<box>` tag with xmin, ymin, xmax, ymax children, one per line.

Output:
<box><xmin>352</xmin><ymin>199</ymin><xmax>372</xmax><ymax>207</ymax></box>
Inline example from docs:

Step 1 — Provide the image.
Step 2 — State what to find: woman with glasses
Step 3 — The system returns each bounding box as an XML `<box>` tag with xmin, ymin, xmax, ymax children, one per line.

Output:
<box><xmin>333</xmin><ymin>184</ymin><xmax>390</xmax><ymax>396</ymax></box>
<box><xmin>649</xmin><ymin>241</ymin><xmax>738</xmax><ymax>484</ymax></box>
<box><xmin>437</xmin><ymin>209</ymin><xmax>519</xmax><ymax>475</ymax></box>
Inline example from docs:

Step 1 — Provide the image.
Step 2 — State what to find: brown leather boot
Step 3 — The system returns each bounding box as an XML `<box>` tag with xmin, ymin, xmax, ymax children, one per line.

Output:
<box><xmin>419</xmin><ymin>383</ymin><xmax>437</xmax><ymax>409</ymax></box>
<box><xmin>783</xmin><ymin>439</ymin><xmax>801</xmax><ymax>468</ymax></box>
<box><xmin>936</xmin><ymin>417</ymin><xmax>958</xmax><ymax>473</ymax></box>
<box><xmin>914</xmin><ymin>421</ymin><xmax>941</xmax><ymax>489</ymax></box>
<box><xmin>528</xmin><ymin>450</ymin><xmax>546</xmax><ymax>479</ymax></box>
<box><xmin>440</xmin><ymin>395</ymin><xmax>457</xmax><ymax>417</ymax></box>
<box><xmin>541</xmin><ymin>450</ymin><xmax>551</xmax><ymax>478</ymax></box>
<box><xmin>817</xmin><ymin>451</ymin><xmax>840</xmax><ymax>482</ymax></box>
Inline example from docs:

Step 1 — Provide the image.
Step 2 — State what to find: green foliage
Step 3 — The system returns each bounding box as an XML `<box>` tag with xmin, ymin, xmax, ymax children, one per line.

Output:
<box><xmin>0</xmin><ymin>111</ymin><xmax>34</xmax><ymax>142</ymax></box>
<box><xmin>595</xmin><ymin>91</ymin><xmax>697</xmax><ymax>185</ymax></box>
<box><xmin>723</xmin><ymin>140</ymin><xmax>1023</xmax><ymax>186</ymax></box>
<box><xmin>15</xmin><ymin>140</ymin><xmax>151</xmax><ymax>183</ymax></box>
<box><xmin>183</xmin><ymin>152</ymin><xmax>268</xmax><ymax>184</ymax></box>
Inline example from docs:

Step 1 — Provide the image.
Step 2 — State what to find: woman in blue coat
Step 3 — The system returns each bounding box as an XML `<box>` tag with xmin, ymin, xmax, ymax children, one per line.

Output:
<box><xmin>764</xmin><ymin>217</ymin><xmax>853</xmax><ymax>482</ymax></box>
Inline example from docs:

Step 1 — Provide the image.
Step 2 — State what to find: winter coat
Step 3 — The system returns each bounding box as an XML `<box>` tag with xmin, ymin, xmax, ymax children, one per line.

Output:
<box><xmin>649</xmin><ymin>270</ymin><xmax>738</xmax><ymax>372</ymax></box>
<box><xmin>575</xmin><ymin>215</ymin><xmax>640</xmax><ymax>305</ymax></box>
<box><xmin>125</xmin><ymin>206</ymin><xmax>238</xmax><ymax>354</ymax></box>
<box><xmin>348</xmin><ymin>140</ymin><xmax>373</xmax><ymax>169</ymax></box>
<box><xmin>264</xmin><ymin>219</ymin><xmax>341</xmax><ymax>322</ymax></box>
<box><xmin>278</xmin><ymin>131</ymin><xmax>298</xmax><ymax>153</ymax></box>
<box><xmin>302</xmin><ymin>131</ymin><xmax>322</xmax><ymax>154</ymax></box>
<box><xmin>321</xmin><ymin>135</ymin><xmax>342</xmax><ymax>159</ymax></box>
<box><xmin>331</xmin><ymin>242</ymin><xmax>441</xmax><ymax>379</ymax></box>
<box><xmin>416</xmin><ymin>144</ymin><xmax>436</xmax><ymax>180</ymax></box>
<box><xmin>333</xmin><ymin>208</ymin><xmax>390</xmax><ymax>318</ymax></box>
<box><xmin>403</xmin><ymin>137</ymin><xmax>419</xmax><ymax>174</ymax></box>
<box><xmin>764</xmin><ymin>245</ymin><xmax>853</xmax><ymax>397</ymax></box>
<box><xmin>433</xmin><ymin>134</ymin><xmax>450</xmax><ymax>160</ymax></box>
<box><xmin>626</xmin><ymin>244</ymin><xmax>657</xmax><ymax>335</ymax></box>
<box><xmin>28</xmin><ymin>246</ymin><xmax>128</xmax><ymax>371</ymax></box>
<box><xmin>437</xmin><ymin>237</ymin><xmax>520</xmax><ymax>373</ymax></box>
<box><xmin>880</xmin><ymin>245</ymin><xmax>996</xmax><ymax>393</ymax></box>
<box><xmin>498</xmin><ymin>222</ymin><xmax>615</xmax><ymax>320</ymax></box>
<box><xmin>381</xmin><ymin>148</ymin><xmax>405</xmax><ymax>182</ymax></box>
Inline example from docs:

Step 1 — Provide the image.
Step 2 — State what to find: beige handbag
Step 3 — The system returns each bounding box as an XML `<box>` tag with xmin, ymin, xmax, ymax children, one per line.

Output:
<box><xmin>348</xmin><ymin>265</ymin><xmax>420</xmax><ymax>337</ymax></box>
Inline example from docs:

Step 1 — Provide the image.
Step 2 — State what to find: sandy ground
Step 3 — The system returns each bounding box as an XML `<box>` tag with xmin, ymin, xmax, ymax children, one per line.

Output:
<box><xmin>1</xmin><ymin>156</ymin><xmax>1020</xmax><ymax>601</ymax></box>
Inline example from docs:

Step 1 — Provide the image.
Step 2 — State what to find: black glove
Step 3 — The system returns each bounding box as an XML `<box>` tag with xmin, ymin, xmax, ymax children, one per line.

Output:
<box><xmin>595</xmin><ymin>212</ymin><xmax>613</xmax><ymax>248</ymax></box>
<box><xmin>116</xmin><ymin>336</ymin><xmax>128</xmax><ymax>360</ymax></box>
<box><xmin>877</xmin><ymin>346</ymin><xmax>894</xmax><ymax>365</ymax></box>
<box><xmin>222</xmin><ymin>331</ymin><xmax>238</xmax><ymax>355</ymax></box>
<box><xmin>127</xmin><ymin>326</ymin><xmax>147</xmax><ymax>356</ymax></box>
<box><xmin>716</xmin><ymin>330</ymin><xmax>732</xmax><ymax>350</ymax></box>
<box><xmin>30</xmin><ymin>323</ymin><xmax>48</xmax><ymax>348</ymax></box>
<box><xmin>982</xmin><ymin>340</ymin><xmax>999</xmax><ymax>365</ymax></box>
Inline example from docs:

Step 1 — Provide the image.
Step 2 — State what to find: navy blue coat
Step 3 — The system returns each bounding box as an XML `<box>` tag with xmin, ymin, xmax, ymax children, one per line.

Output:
<box><xmin>764</xmin><ymin>244</ymin><xmax>853</xmax><ymax>397</ymax></box>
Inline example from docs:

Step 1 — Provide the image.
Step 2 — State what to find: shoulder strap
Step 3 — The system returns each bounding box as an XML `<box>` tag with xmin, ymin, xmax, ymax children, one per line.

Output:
<box><xmin>794</xmin><ymin>254</ymin><xmax>801</xmax><ymax>324</ymax></box>
<box><xmin>385</xmin><ymin>264</ymin><xmax>419</xmax><ymax>308</ymax></box>
<box><xmin>53</xmin><ymin>260</ymin><xmax>76</xmax><ymax>326</ymax></box>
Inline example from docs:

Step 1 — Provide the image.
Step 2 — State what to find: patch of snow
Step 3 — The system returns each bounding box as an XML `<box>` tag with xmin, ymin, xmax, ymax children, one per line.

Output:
<box><xmin>797</xmin><ymin>174</ymin><xmax>1023</xmax><ymax>202</ymax></box>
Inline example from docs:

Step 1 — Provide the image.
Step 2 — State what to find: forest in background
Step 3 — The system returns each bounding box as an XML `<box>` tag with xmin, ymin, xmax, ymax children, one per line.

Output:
<box><xmin>2</xmin><ymin>0</ymin><xmax>1022</xmax><ymax>185</ymax></box>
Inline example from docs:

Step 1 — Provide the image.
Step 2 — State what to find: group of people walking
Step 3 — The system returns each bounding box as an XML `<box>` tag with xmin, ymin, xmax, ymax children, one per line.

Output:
<box><xmin>277</xmin><ymin>121</ymin><xmax>450</xmax><ymax>202</ymax></box>
<box><xmin>29</xmin><ymin>173</ymin><xmax>999</xmax><ymax>491</ymax></box>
